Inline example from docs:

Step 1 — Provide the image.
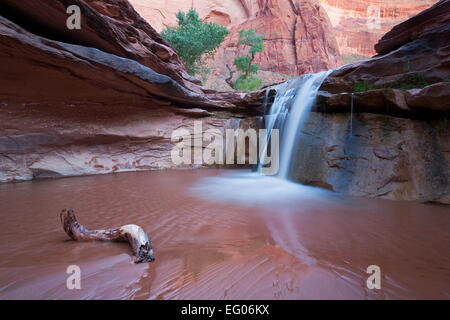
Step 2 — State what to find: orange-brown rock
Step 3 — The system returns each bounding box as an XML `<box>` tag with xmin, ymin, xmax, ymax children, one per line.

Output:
<box><xmin>131</xmin><ymin>0</ymin><xmax>342</xmax><ymax>79</ymax></box>
<box><xmin>289</xmin><ymin>112</ymin><xmax>449</xmax><ymax>204</ymax></box>
<box><xmin>319</xmin><ymin>0</ymin><xmax>439</xmax><ymax>57</ymax></box>
<box><xmin>214</xmin><ymin>0</ymin><xmax>342</xmax><ymax>77</ymax></box>
<box><xmin>318</xmin><ymin>20</ymin><xmax>450</xmax><ymax>115</ymax></box>
<box><xmin>375</xmin><ymin>0</ymin><xmax>450</xmax><ymax>55</ymax></box>
<box><xmin>0</xmin><ymin>1</ymin><xmax>264</xmax><ymax>183</ymax></box>
<box><xmin>291</xmin><ymin>2</ymin><xmax>449</xmax><ymax>204</ymax></box>
<box><xmin>129</xmin><ymin>0</ymin><xmax>250</xmax><ymax>31</ymax></box>
<box><xmin>0</xmin><ymin>0</ymin><xmax>208</xmax><ymax>92</ymax></box>
<box><xmin>130</xmin><ymin>0</ymin><xmax>438</xmax><ymax>72</ymax></box>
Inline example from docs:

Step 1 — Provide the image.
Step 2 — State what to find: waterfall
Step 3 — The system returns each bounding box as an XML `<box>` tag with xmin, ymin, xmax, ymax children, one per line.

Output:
<box><xmin>192</xmin><ymin>70</ymin><xmax>335</xmax><ymax>212</ymax></box>
<box><xmin>259</xmin><ymin>70</ymin><xmax>333</xmax><ymax>179</ymax></box>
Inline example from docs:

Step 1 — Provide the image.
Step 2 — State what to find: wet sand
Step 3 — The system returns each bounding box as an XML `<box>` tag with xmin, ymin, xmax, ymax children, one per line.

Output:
<box><xmin>0</xmin><ymin>169</ymin><xmax>448</xmax><ymax>299</ymax></box>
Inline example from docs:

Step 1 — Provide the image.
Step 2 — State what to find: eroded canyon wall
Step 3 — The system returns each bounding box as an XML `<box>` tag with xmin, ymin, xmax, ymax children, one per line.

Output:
<box><xmin>210</xmin><ymin>0</ymin><xmax>342</xmax><ymax>77</ymax></box>
<box><xmin>318</xmin><ymin>0</ymin><xmax>439</xmax><ymax>58</ymax></box>
<box><xmin>130</xmin><ymin>0</ymin><xmax>439</xmax><ymax>74</ymax></box>
<box><xmin>293</xmin><ymin>0</ymin><xmax>450</xmax><ymax>204</ymax></box>
<box><xmin>0</xmin><ymin>0</ymin><xmax>263</xmax><ymax>183</ymax></box>
<box><xmin>130</xmin><ymin>0</ymin><xmax>343</xmax><ymax>87</ymax></box>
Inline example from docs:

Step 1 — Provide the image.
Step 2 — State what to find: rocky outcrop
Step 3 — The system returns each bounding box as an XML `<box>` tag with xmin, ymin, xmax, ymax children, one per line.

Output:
<box><xmin>0</xmin><ymin>0</ymin><xmax>204</xmax><ymax>92</ymax></box>
<box><xmin>375</xmin><ymin>0</ymin><xmax>450</xmax><ymax>55</ymax></box>
<box><xmin>318</xmin><ymin>5</ymin><xmax>450</xmax><ymax>116</ymax></box>
<box><xmin>0</xmin><ymin>1</ymin><xmax>263</xmax><ymax>183</ymax></box>
<box><xmin>290</xmin><ymin>1</ymin><xmax>450</xmax><ymax>203</ymax></box>
<box><xmin>129</xmin><ymin>0</ymin><xmax>250</xmax><ymax>31</ymax></box>
<box><xmin>1</xmin><ymin>0</ymin><xmax>448</xmax><ymax>204</ymax></box>
<box><xmin>130</xmin><ymin>0</ymin><xmax>342</xmax><ymax>81</ymax></box>
<box><xmin>131</xmin><ymin>0</ymin><xmax>439</xmax><ymax>70</ymax></box>
<box><xmin>289</xmin><ymin>112</ymin><xmax>449</xmax><ymax>204</ymax></box>
<box><xmin>319</xmin><ymin>0</ymin><xmax>439</xmax><ymax>57</ymax></box>
<box><xmin>211</xmin><ymin>0</ymin><xmax>342</xmax><ymax>77</ymax></box>
<box><xmin>0</xmin><ymin>13</ymin><xmax>264</xmax><ymax>111</ymax></box>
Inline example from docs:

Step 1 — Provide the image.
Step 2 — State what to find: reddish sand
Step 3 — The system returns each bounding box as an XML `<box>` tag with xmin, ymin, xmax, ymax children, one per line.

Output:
<box><xmin>0</xmin><ymin>169</ymin><xmax>448</xmax><ymax>299</ymax></box>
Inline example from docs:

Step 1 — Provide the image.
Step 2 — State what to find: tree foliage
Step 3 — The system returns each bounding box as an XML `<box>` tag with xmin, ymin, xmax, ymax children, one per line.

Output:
<box><xmin>232</xmin><ymin>29</ymin><xmax>264</xmax><ymax>91</ymax></box>
<box><xmin>161</xmin><ymin>9</ymin><xmax>229</xmax><ymax>79</ymax></box>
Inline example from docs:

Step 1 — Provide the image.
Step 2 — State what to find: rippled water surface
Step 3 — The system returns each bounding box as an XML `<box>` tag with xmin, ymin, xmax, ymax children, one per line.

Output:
<box><xmin>0</xmin><ymin>169</ymin><xmax>449</xmax><ymax>299</ymax></box>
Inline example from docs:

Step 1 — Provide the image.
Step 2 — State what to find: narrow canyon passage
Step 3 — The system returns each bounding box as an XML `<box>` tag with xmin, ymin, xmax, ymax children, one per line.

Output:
<box><xmin>0</xmin><ymin>170</ymin><xmax>448</xmax><ymax>299</ymax></box>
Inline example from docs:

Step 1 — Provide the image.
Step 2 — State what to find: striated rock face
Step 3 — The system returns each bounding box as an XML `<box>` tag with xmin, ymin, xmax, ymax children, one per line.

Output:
<box><xmin>129</xmin><ymin>0</ymin><xmax>250</xmax><ymax>31</ymax></box>
<box><xmin>130</xmin><ymin>0</ymin><xmax>438</xmax><ymax>71</ymax></box>
<box><xmin>1</xmin><ymin>0</ymin><xmax>448</xmax><ymax>204</ymax></box>
<box><xmin>375</xmin><ymin>0</ymin><xmax>450</xmax><ymax>55</ymax></box>
<box><xmin>318</xmin><ymin>1</ymin><xmax>450</xmax><ymax>115</ymax></box>
<box><xmin>0</xmin><ymin>1</ymin><xmax>263</xmax><ymax>183</ymax></box>
<box><xmin>290</xmin><ymin>112</ymin><xmax>450</xmax><ymax>204</ymax></box>
<box><xmin>131</xmin><ymin>0</ymin><xmax>342</xmax><ymax>79</ymax></box>
<box><xmin>0</xmin><ymin>96</ymin><xmax>260</xmax><ymax>182</ymax></box>
<box><xmin>208</xmin><ymin>0</ymin><xmax>342</xmax><ymax>77</ymax></box>
<box><xmin>298</xmin><ymin>1</ymin><xmax>450</xmax><ymax>203</ymax></box>
<box><xmin>319</xmin><ymin>0</ymin><xmax>439</xmax><ymax>57</ymax></box>
<box><xmin>0</xmin><ymin>0</ymin><xmax>205</xmax><ymax>92</ymax></box>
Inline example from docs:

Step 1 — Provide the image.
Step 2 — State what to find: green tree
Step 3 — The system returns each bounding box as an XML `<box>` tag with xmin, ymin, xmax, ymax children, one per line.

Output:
<box><xmin>161</xmin><ymin>9</ymin><xmax>229</xmax><ymax>81</ymax></box>
<box><xmin>229</xmin><ymin>29</ymin><xmax>264</xmax><ymax>91</ymax></box>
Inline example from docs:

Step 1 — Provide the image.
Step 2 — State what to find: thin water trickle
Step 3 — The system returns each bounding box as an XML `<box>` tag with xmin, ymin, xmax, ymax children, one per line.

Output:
<box><xmin>350</xmin><ymin>93</ymin><xmax>354</xmax><ymax>136</ymax></box>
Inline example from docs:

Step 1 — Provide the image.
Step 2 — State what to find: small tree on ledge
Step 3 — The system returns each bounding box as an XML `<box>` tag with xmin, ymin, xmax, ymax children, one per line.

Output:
<box><xmin>161</xmin><ymin>9</ymin><xmax>229</xmax><ymax>83</ymax></box>
<box><xmin>230</xmin><ymin>29</ymin><xmax>264</xmax><ymax>91</ymax></box>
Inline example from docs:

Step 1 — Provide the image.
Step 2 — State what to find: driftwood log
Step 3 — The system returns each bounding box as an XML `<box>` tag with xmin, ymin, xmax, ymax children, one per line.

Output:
<box><xmin>60</xmin><ymin>208</ymin><xmax>154</xmax><ymax>263</ymax></box>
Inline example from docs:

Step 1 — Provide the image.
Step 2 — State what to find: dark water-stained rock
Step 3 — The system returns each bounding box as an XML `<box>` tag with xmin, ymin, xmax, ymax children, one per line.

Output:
<box><xmin>285</xmin><ymin>2</ymin><xmax>450</xmax><ymax>203</ymax></box>
<box><xmin>289</xmin><ymin>112</ymin><xmax>450</xmax><ymax>204</ymax></box>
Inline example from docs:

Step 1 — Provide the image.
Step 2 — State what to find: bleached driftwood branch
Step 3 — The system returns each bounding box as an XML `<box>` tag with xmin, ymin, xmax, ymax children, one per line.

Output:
<box><xmin>60</xmin><ymin>208</ymin><xmax>154</xmax><ymax>263</ymax></box>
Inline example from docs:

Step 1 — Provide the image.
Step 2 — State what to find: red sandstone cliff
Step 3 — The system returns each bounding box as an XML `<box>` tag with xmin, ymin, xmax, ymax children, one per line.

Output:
<box><xmin>319</xmin><ymin>0</ymin><xmax>439</xmax><ymax>58</ymax></box>
<box><xmin>130</xmin><ymin>0</ymin><xmax>439</xmax><ymax>74</ymax></box>
<box><xmin>0</xmin><ymin>0</ymin><xmax>263</xmax><ymax>182</ymax></box>
<box><xmin>212</xmin><ymin>0</ymin><xmax>342</xmax><ymax>78</ymax></box>
<box><xmin>309</xmin><ymin>0</ymin><xmax>450</xmax><ymax>203</ymax></box>
<box><xmin>130</xmin><ymin>0</ymin><xmax>343</xmax><ymax>83</ymax></box>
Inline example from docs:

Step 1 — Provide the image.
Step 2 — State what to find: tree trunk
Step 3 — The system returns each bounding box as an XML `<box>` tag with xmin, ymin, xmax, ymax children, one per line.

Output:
<box><xmin>60</xmin><ymin>208</ymin><xmax>155</xmax><ymax>263</ymax></box>
<box><xmin>225</xmin><ymin>64</ymin><xmax>236</xmax><ymax>89</ymax></box>
<box><xmin>244</xmin><ymin>52</ymin><xmax>255</xmax><ymax>79</ymax></box>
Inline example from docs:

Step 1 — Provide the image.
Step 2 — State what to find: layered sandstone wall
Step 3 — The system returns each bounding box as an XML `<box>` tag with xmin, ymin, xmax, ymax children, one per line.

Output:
<box><xmin>130</xmin><ymin>0</ymin><xmax>343</xmax><ymax>83</ymax></box>
<box><xmin>0</xmin><ymin>0</ymin><xmax>263</xmax><ymax>183</ymax></box>
<box><xmin>0</xmin><ymin>0</ymin><xmax>448</xmax><ymax>204</ymax></box>
<box><xmin>211</xmin><ymin>0</ymin><xmax>342</xmax><ymax>77</ymax></box>
<box><xmin>130</xmin><ymin>0</ymin><xmax>438</xmax><ymax>75</ymax></box>
<box><xmin>129</xmin><ymin>0</ymin><xmax>250</xmax><ymax>31</ymax></box>
<box><xmin>290</xmin><ymin>112</ymin><xmax>449</xmax><ymax>204</ymax></box>
<box><xmin>297</xmin><ymin>0</ymin><xmax>450</xmax><ymax>204</ymax></box>
<box><xmin>318</xmin><ymin>0</ymin><xmax>439</xmax><ymax>57</ymax></box>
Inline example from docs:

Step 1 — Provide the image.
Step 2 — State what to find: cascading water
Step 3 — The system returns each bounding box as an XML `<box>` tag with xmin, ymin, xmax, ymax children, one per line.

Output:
<box><xmin>193</xmin><ymin>70</ymin><xmax>336</xmax><ymax>262</ymax></box>
<box><xmin>259</xmin><ymin>70</ymin><xmax>333</xmax><ymax>179</ymax></box>
<box><xmin>194</xmin><ymin>70</ymin><xmax>336</xmax><ymax>210</ymax></box>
